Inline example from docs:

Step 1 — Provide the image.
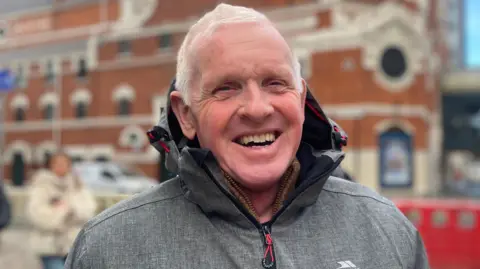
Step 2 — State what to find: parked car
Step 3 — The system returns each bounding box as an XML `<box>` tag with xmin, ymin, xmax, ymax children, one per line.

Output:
<box><xmin>73</xmin><ymin>161</ymin><xmax>158</xmax><ymax>194</ymax></box>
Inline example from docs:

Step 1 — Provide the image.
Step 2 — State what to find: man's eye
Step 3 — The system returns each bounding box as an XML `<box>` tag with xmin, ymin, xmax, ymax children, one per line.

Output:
<box><xmin>214</xmin><ymin>86</ymin><xmax>233</xmax><ymax>92</ymax></box>
<box><xmin>265</xmin><ymin>80</ymin><xmax>285</xmax><ymax>87</ymax></box>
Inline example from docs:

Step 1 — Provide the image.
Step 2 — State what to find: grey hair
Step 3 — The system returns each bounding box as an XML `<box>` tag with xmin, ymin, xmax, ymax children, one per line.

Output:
<box><xmin>175</xmin><ymin>3</ymin><xmax>302</xmax><ymax>105</ymax></box>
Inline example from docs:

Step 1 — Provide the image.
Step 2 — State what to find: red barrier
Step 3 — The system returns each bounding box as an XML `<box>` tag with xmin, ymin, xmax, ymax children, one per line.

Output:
<box><xmin>393</xmin><ymin>199</ymin><xmax>480</xmax><ymax>269</ymax></box>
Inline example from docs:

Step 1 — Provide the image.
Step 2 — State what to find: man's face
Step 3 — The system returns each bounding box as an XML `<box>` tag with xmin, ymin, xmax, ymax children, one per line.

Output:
<box><xmin>172</xmin><ymin>22</ymin><xmax>306</xmax><ymax>191</ymax></box>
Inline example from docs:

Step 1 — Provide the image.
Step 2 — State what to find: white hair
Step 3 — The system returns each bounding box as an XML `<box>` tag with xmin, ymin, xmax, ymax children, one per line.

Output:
<box><xmin>175</xmin><ymin>3</ymin><xmax>302</xmax><ymax>105</ymax></box>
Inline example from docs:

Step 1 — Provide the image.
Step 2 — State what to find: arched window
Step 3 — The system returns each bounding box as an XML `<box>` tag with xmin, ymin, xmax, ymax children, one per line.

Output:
<box><xmin>34</xmin><ymin>141</ymin><xmax>57</xmax><ymax>167</ymax></box>
<box><xmin>119</xmin><ymin>125</ymin><xmax>147</xmax><ymax>150</ymax></box>
<box><xmin>43</xmin><ymin>104</ymin><xmax>54</xmax><ymax>120</ymax></box>
<box><xmin>77</xmin><ymin>58</ymin><xmax>88</xmax><ymax>79</ymax></box>
<box><xmin>75</xmin><ymin>102</ymin><xmax>88</xmax><ymax>118</ymax></box>
<box><xmin>14</xmin><ymin>108</ymin><xmax>26</xmax><ymax>122</ymax></box>
<box><xmin>70</xmin><ymin>88</ymin><xmax>92</xmax><ymax>119</ymax></box>
<box><xmin>113</xmin><ymin>84</ymin><xmax>135</xmax><ymax>117</ymax></box>
<box><xmin>10</xmin><ymin>93</ymin><xmax>29</xmax><ymax>122</ymax></box>
<box><xmin>118</xmin><ymin>99</ymin><xmax>131</xmax><ymax>116</ymax></box>
<box><xmin>4</xmin><ymin>140</ymin><xmax>33</xmax><ymax>186</ymax></box>
<box><xmin>38</xmin><ymin>92</ymin><xmax>58</xmax><ymax>121</ymax></box>
<box><xmin>44</xmin><ymin>59</ymin><xmax>56</xmax><ymax>84</ymax></box>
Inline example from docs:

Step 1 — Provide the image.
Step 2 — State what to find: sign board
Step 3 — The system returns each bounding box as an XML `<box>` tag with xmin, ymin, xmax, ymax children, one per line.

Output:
<box><xmin>379</xmin><ymin>130</ymin><xmax>414</xmax><ymax>188</ymax></box>
<box><xmin>0</xmin><ymin>69</ymin><xmax>14</xmax><ymax>92</ymax></box>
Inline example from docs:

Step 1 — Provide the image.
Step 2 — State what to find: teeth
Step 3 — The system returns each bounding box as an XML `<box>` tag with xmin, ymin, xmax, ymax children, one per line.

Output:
<box><xmin>239</xmin><ymin>133</ymin><xmax>276</xmax><ymax>145</ymax></box>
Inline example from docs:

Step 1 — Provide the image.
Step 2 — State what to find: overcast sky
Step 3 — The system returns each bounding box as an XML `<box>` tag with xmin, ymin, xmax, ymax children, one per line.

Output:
<box><xmin>465</xmin><ymin>0</ymin><xmax>480</xmax><ymax>68</ymax></box>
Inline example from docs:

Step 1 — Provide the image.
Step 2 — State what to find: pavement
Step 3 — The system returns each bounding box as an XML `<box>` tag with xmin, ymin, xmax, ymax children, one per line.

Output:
<box><xmin>0</xmin><ymin>226</ymin><xmax>42</xmax><ymax>269</ymax></box>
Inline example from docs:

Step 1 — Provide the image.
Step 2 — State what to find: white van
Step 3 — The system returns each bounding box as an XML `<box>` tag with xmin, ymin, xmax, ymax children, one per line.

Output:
<box><xmin>72</xmin><ymin>161</ymin><xmax>158</xmax><ymax>194</ymax></box>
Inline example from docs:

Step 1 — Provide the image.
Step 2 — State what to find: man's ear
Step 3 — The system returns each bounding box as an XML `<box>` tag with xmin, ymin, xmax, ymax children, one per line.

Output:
<box><xmin>170</xmin><ymin>91</ymin><xmax>196</xmax><ymax>140</ymax></box>
<box><xmin>300</xmin><ymin>79</ymin><xmax>307</xmax><ymax>109</ymax></box>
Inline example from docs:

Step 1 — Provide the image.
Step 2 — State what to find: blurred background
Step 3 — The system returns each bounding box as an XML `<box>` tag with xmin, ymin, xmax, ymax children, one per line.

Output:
<box><xmin>0</xmin><ymin>0</ymin><xmax>478</xmax><ymax>268</ymax></box>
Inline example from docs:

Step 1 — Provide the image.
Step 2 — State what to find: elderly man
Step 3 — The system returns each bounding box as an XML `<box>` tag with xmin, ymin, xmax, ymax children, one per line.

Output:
<box><xmin>65</xmin><ymin>4</ymin><xmax>428</xmax><ymax>269</ymax></box>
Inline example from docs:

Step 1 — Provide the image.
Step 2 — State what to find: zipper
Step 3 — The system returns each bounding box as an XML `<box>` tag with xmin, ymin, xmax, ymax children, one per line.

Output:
<box><xmin>261</xmin><ymin>225</ymin><xmax>276</xmax><ymax>269</ymax></box>
<box><xmin>201</xmin><ymin>153</ymin><xmax>343</xmax><ymax>268</ymax></box>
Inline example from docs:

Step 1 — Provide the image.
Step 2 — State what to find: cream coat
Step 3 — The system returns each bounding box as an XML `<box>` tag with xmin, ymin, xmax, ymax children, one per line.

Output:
<box><xmin>26</xmin><ymin>169</ymin><xmax>97</xmax><ymax>256</ymax></box>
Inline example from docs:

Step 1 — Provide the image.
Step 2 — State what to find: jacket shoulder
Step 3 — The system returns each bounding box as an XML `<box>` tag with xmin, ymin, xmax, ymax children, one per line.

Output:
<box><xmin>65</xmin><ymin>178</ymin><xmax>186</xmax><ymax>267</ymax></box>
<box><xmin>322</xmin><ymin>176</ymin><xmax>416</xmax><ymax>239</ymax></box>
<box><xmin>84</xmin><ymin>178</ymin><xmax>183</xmax><ymax>231</ymax></box>
<box><xmin>323</xmin><ymin>176</ymin><xmax>394</xmax><ymax>207</ymax></box>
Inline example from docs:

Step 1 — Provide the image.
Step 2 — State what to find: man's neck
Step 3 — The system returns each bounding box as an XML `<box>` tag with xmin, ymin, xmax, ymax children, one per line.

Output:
<box><xmin>246</xmin><ymin>186</ymin><xmax>280</xmax><ymax>223</ymax></box>
<box><xmin>224</xmin><ymin>159</ymin><xmax>300</xmax><ymax>224</ymax></box>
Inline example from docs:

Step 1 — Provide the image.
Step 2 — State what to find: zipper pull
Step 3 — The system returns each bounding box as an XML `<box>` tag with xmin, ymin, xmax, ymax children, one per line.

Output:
<box><xmin>262</xmin><ymin>226</ymin><xmax>276</xmax><ymax>269</ymax></box>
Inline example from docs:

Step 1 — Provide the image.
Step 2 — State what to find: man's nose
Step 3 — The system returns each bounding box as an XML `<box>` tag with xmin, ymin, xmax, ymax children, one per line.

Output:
<box><xmin>238</xmin><ymin>82</ymin><xmax>274</xmax><ymax>122</ymax></box>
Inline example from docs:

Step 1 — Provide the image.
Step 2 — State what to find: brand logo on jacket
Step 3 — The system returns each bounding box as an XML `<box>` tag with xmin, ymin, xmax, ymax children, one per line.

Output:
<box><xmin>337</xmin><ymin>260</ymin><xmax>358</xmax><ymax>269</ymax></box>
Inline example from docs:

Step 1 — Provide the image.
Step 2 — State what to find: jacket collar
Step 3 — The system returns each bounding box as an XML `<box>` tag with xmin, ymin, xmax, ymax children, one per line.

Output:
<box><xmin>178</xmin><ymin>142</ymin><xmax>344</xmax><ymax>229</ymax></box>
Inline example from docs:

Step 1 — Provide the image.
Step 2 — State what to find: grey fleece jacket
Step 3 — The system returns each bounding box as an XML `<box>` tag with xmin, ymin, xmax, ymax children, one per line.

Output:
<box><xmin>65</xmin><ymin>143</ymin><xmax>429</xmax><ymax>269</ymax></box>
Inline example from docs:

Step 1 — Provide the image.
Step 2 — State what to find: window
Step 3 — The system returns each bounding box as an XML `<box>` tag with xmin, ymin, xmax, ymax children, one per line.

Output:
<box><xmin>118</xmin><ymin>40</ymin><xmax>131</xmax><ymax>55</ymax></box>
<box><xmin>15</xmin><ymin>65</ymin><xmax>27</xmax><ymax>89</ymax></box>
<box><xmin>118</xmin><ymin>99</ymin><xmax>131</xmax><ymax>116</ymax></box>
<box><xmin>45</xmin><ymin>60</ymin><xmax>55</xmax><ymax>84</ymax></box>
<box><xmin>75</xmin><ymin>102</ymin><xmax>88</xmax><ymax>119</ymax></box>
<box><xmin>129</xmin><ymin>133</ymin><xmax>138</xmax><ymax>145</ymax></box>
<box><xmin>380</xmin><ymin>46</ymin><xmax>407</xmax><ymax>79</ymax></box>
<box><xmin>77</xmin><ymin>58</ymin><xmax>88</xmax><ymax>79</ymax></box>
<box><xmin>96</xmin><ymin>156</ymin><xmax>110</xmax><ymax>162</ymax></box>
<box><xmin>432</xmin><ymin>210</ymin><xmax>448</xmax><ymax>228</ymax></box>
<box><xmin>158</xmin><ymin>33</ymin><xmax>172</xmax><ymax>49</ymax></box>
<box><xmin>14</xmin><ymin>108</ymin><xmax>25</xmax><ymax>122</ymax></box>
<box><xmin>43</xmin><ymin>104</ymin><xmax>55</xmax><ymax>120</ymax></box>
<box><xmin>458</xmin><ymin>211</ymin><xmax>476</xmax><ymax>229</ymax></box>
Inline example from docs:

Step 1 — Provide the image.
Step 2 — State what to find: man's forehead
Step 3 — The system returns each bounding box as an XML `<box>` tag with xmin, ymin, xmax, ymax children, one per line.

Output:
<box><xmin>199</xmin><ymin>62</ymin><xmax>295</xmax><ymax>88</ymax></box>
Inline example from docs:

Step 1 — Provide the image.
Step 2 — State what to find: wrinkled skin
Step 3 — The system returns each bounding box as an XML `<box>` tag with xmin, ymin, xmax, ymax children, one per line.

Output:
<box><xmin>171</xmin><ymin>22</ymin><xmax>306</xmax><ymax>219</ymax></box>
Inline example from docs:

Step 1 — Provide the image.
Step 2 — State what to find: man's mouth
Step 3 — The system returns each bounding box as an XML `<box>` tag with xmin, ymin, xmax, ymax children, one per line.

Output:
<box><xmin>234</xmin><ymin>132</ymin><xmax>281</xmax><ymax>147</ymax></box>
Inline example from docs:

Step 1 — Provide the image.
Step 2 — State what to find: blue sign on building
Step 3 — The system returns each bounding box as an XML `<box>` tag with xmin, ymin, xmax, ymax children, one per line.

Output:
<box><xmin>379</xmin><ymin>129</ymin><xmax>414</xmax><ymax>188</ymax></box>
<box><xmin>0</xmin><ymin>69</ymin><xmax>14</xmax><ymax>92</ymax></box>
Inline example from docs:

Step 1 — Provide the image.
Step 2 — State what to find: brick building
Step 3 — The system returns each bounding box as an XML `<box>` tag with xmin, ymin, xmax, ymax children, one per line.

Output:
<box><xmin>0</xmin><ymin>0</ymin><xmax>448</xmax><ymax>195</ymax></box>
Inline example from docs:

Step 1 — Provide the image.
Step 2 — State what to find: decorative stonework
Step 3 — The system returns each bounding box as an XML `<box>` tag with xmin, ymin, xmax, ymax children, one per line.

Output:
<box><xmin>10</xmin><ymin>93</ymin><xmax>29</xmax><ymax>110</ymax></box>
<box><xmin>38</xmin><ymin>91</ymin><xmax>59</xmax><ymax>108</ymax></box>
<box><xmin>89</xmin><ymin>145</ymin><xmax>115</xmax><ymax>161</ymax></box>
<box><xmin>113</xmin><ymin>84</ymin><xmax>136</xmax><ymax>102</ymax></box>
<box><xmin>114</xmin><ymin>0</ymin><xmax>158</xmax><ymax>31</ymax></box>
<box><xmin>119</xmin><ymin>125</ymin><xmax>147</xmax><ymax>149</ymax></box>
<box><xmin>294</xmin><ymin>48</ymin><xmax>312</xmax><ymax>80</ymax></box>
<box><xmin>3</xmin><ymin>140</ymin><xmax>33</xmax><ymax>164</ymax></box>
<box><xmin>64</xmin><ymin>146</ymin><xmax>89</xmax><ymax>161</ymax></box>
<box><xmin>361</xmin><ymin>20</ymin><xmax>425</xmax><ymax>92</ymax></box>
<box><xmin>70</xmin><ymin>88</ymin><xmax>92</xmax><ymax>105</ymax></box>
<box><xmin>374</xmin><ymin>119</ymin><xmax>415</xmax><ymax>135</ymax></box>
<box><xmin>34</xmin><ymin>141</ymin><xmax>57</xmax><ymax>164</ymax></box>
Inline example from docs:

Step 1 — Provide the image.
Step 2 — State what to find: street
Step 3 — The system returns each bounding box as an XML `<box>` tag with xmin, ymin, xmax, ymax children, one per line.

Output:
<box><xmin>0</xmin><ymin>226</ymin><xmax>42</xmax><ymax>269</ymax></box>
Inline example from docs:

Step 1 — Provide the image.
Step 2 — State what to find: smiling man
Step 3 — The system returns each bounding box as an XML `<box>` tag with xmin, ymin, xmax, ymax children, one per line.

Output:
<box><xmin>65</xmin><ymin>4</ymin><xmax>428</xmax><ymax>269</ymax></box>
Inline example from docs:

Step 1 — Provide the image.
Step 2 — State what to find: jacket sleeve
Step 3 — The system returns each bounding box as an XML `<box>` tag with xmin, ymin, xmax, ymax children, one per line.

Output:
<box><xmin>65</xmin><ymin>228</ymin><xmax>90</xmax><ymax>269</ymax></box>
<box><xmin>69</xmin><ymin>187</ymin><xmax>98</xmax><ymax>223</ymax></box>
<box><xmin>26</xmin><ymin>179</ymin><xmax>70</xmax><ymax>231</ymax></box>
<box><xmin>413</xmin><ymin>232</ymin><xmax>429</xmax><ymax>269</ymax></box>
